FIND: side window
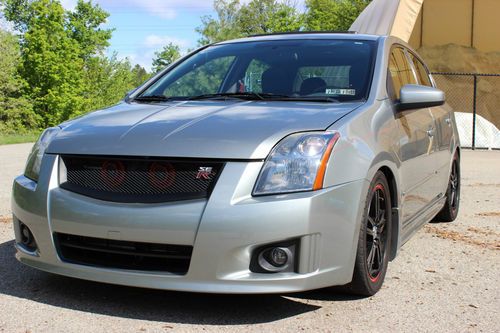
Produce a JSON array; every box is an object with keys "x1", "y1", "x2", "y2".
[
  {"x1": 388, "y1": 47, "x2": 417, "y2": 100},
  {"x1": 243, "y1": 59, "x2": 270, "y2": 93},
  {"x1": 409, "y1": 54, "x2": 432, "y2": 87}
]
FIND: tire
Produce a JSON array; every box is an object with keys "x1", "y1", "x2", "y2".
[
  {"x1": 347, "y1": 171, "x2": 392, "y2": 296},
  {"x1": 433, "y1": 152, "x2": 460, "y2": 222}
]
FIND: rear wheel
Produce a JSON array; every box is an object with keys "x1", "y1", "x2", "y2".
[
  {"x1": 434, "y1": 152, "x2": 460, "y2": 222},
  {"x1": 347, "y1": 171, "x2": 392, "y2": 296}
]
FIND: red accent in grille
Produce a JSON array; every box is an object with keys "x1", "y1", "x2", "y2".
[
  {"x1": 100, "y1": 160, "x2": 126, "y2": 188},
  {"x1": 148, "y1": 162, "x2": 176, "y2": 190}
]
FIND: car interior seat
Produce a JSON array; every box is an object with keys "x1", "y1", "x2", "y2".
[
  {"x1": 261, "y1": 67, "x2": 295, "y2": 95},
  {"x1": 299, "y1": 77, "x2": 327, "y2": 95}
]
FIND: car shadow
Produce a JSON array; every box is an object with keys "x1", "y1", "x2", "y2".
[{"x1": 0, "y1": 239, "x2": 361, "y2": 325}]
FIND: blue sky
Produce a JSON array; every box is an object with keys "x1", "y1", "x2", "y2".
[
  {"x1": 60, "y1": 0, "x2": 217, "y2": 70},
  {"x1": 61, "y1": 0, "x2": 306, "y2": 71},
  {"x1": 1, "y1": 0, "x2": 306, "y2": 71}
]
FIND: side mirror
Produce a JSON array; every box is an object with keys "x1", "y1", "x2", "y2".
[{"x1": 398, "y1": 84, "x2": 445, "y2": 111}]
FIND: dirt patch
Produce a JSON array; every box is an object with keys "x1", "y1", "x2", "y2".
[
  {"x1": 467, "y1": 226, "x2": 500, "y2": 237},
  {"x1": 0, "y1": 216, "x2": 11, "y2": 224},
  {"x1": 475, "y1": 211, "x2": 500, "y2": 217},
  {"x1": 466, "y1": 183, "x2": 500, "y2": 188},
  {"x1": 424, "y1": 225, "x2": 500, "y2": 250}
]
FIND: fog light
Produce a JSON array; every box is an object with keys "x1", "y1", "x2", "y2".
[
  {"x1": 256, "y1": 246, "x2": 294, "y2": 273},
  {"x1": 19, "y1": 222, "x2": 37, "y2": 252},
  {"x1": 270, "y1": 247, "x2": 288, "y2": 267}
]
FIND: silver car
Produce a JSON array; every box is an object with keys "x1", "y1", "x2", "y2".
[{"x1": 12, "y1": 33, "x2": 460, "y2": 296}]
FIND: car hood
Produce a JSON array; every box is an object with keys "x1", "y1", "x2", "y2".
[{"x1": 48, "y1": 100, "x2": 362, "y2": 159}]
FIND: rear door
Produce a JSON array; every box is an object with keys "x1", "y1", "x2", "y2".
[
  {"x1": 388, "y1": 46, "x2": 438, "y2": 224},
  {"x1": 408, "y1": 52, "x2": 454, "y2": 196}
]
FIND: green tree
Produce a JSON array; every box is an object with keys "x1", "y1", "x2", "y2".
[
  {"x1": 3, "y1": 0, "x2": 86, "y2": 126},
  {"x1": 83, "y1": 54, "x2": 138, "y2": 111},
  {"x1": 304, "y1": 0, "x2": 371, "y2": 32},
  {"x1": 151, "y1": 42, "x2": 181, "y2": 73},
  {"x1": 196, "y1": 0, "x2": 303, "y2": 45},
  {"x1": 2, "y1": 0, "x2": 132, "y2": 126},
  {"x1": 66, "y1": 0, "x2": 113, "y2": 60},
  {"x1": 131, "y1": 64, "x2": 150, "y2": 87},
  {"x1": 196, "y1": 0, "x2": 242, "y2": 45},
  {"x1": 237, "y1": 0, "x2": 302, "y2": 35},
  {"x1": 0, "y1": 29, "x2": 39, "y2": 133}
]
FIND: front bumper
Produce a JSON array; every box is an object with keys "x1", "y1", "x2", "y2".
[{"x1": 12, "y1": 154, "x2": 368, "y2": 293}]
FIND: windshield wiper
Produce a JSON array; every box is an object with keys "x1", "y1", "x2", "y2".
[
  {"x1": 188, "y1": 92, "x2": 289, "y2": 101},
  {"x1": 133, "y1": 95, "x2": 174, "y2": 102}
]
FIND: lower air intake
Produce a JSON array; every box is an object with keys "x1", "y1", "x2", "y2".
[{"x1": 55, "y1": 233, "x2": 193, "y2": 274}]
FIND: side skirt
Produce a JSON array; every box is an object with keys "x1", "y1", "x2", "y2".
[{"x1": 400, "y1": 196, "x2": 447, "y2": 246}]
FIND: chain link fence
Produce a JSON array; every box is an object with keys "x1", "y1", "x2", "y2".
[{"x1": 431, "y1": 72, "x2": 500, "y2": 149}]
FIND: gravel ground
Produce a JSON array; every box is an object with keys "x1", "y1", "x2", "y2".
[
  {"x1": 0, "y1": 143, "x2": 33, "y2": 217},
  {"x1": 0, "y1": 145, "x2": 498, "y2": 333}
]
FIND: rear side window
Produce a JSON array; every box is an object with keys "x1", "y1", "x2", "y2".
[
  {"x1": 409, "y1": 54, "x2": 432, "y2": 87},
  {"x1": 388, "y1": 47, "x2": 417, "y2": 99}
]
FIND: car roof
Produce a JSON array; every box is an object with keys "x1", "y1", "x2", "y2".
[{"x1": 216, "y1": 32, "x2": 383, "y2": 45}]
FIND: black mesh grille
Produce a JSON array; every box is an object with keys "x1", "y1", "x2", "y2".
[
  {"x1": 55, "y1": 233, "x2": 192, "y2": 274},
  {"x1": 59, "y1": 155, "x2": 223, "y2": 203}
]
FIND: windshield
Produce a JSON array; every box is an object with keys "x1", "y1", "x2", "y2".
[{"x1": 138, "y1": 39, "x2": 376, "y2": 102}]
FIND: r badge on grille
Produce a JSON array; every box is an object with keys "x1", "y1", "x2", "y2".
[{"x1": 196, "y1": 167, "x2": 213, "y2": 180}]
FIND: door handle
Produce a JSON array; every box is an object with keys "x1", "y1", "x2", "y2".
[
  {"x1": 445, "y1": 117, "x2": 452, "y2": 126},
  {"x1": 427, "y1": 128, "x2": 435, "y2": 137}
]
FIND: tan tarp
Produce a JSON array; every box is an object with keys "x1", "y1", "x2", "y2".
[{"x1": 350, "y1": 0, "x2": 424, "y2": 42}]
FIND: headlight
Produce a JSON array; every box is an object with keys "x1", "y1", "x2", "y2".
[
  {"x1": 253, "y1": 131, "x2": 340, "y2": 195},
  {"x1": 24, "y1": 127, "x2": 60, "y2": 182}
]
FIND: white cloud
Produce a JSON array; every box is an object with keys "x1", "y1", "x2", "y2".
[
  {"x1": 97, "y1": 0, "x2": 213, "y2": 20},
  {"x1": 120, "y1": 35, "x2": 191, "y2": 71},
  {"x1": 60, "y1": 0, "x2": 211, "y2": 19},
  {"x1": 143, "y1": 35, "x2": 191, "y2": 49},
  {"x1": 40, "y1": 0, "x2": 306, "y2": 20},
  {"x1": 60, "y1": 0, "x2": 78, "y2": 11},
  {"x1": 121, "y1": 51, "x2": 156, "y2": 71},
  {"x1": 0, "y1": 7, "x2": 14, "y2": 32}
]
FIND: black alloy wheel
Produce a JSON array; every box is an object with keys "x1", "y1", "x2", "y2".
[
  {"x1": 366, "y1": 183, "x2": 389, "y2": 282},
  {"x1": 347, "y1": 171, "x2": 392, "y2": 296}
]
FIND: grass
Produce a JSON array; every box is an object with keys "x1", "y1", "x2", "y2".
[{"x1": 0, "y1": 131, "x2": 40, "y2": 145}]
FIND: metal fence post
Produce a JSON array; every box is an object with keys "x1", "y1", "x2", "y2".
[{"x1": 472, "y1": 74, "x2": 477, "y2": 150}]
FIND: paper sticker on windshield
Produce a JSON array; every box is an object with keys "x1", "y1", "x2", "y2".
[{"x1": 325, "y1": 88, "x2": 356, "y2": 96}]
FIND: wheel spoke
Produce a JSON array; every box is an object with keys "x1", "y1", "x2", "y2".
[
  {"x1": 375, "y1": 242, "x2": 382, "y2": 268},
  {"x1": 378, "y1": 217, "x2": 385, "y2": 233},
  {"x1": 367, "y1": 243, "x2": 376, "y2": 269},
  {"x1": 366, "y1": 227, "x2": 374, "y2": 237},
  {"x1": 374, "y1": 190, "x2": 380, "y2": 218},
  {"x1": 377, "y1": 209, "x2": 385, "y2": 224},
  {"x1": 367, "y1": 216, "x2": 376, "y2": 228}
]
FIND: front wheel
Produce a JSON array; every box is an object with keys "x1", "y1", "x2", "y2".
[{"x1": 347, "y1": 171, "x2": 392, "y2": 296}]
